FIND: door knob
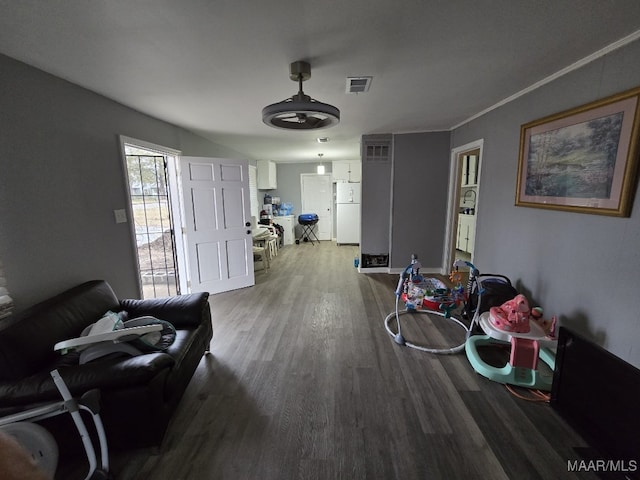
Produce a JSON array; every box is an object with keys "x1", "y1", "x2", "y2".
[
  {"x1": 245, "y1": 221, "x2": 251, "y2": 227},
  {"x1": 247, "y1": 230, "x2": 251, "y2": 234}
]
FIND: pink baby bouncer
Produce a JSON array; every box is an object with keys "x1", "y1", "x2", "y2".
[{"x1": 462, "y1": 263, "x2": 558, "y2": 391}]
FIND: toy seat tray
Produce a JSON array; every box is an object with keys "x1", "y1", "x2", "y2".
[{"x1": 402, "y1": 277, "x2": 455, "y2": 310}]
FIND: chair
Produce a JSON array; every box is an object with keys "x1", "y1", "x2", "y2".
[
  {"x1": 253, "y1": 225, "x2": 278, "y2": 264},
  {"x1": 253, "y1": 246, "x2": 269, "y2": 271},
  {"x1": 265, "y1": 235, "x2": 278, "y2": 258}
]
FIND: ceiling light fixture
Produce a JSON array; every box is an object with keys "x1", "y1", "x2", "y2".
[
  {"x1": 317, "y1": 153, "x2": 325, "y2": 174},
  {"x1": 262, "y1": 61, "x2": 340, "y2": 131}
]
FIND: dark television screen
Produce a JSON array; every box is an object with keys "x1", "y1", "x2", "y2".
[{"x1": 551, "y1": 327, "x2": 640, "y2": 466}]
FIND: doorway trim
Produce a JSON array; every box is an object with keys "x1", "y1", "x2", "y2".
[{"x1": 443, "y1": 139, "x2": 484, "y2": 273}]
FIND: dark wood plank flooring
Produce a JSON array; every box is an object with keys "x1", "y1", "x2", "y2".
[{"x1": 58, "y1": 242, "x2": 600, "y2": 479}]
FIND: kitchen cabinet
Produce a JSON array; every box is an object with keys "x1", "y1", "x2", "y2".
[
  {"x1": 332, "y1": 160, "x2": 362, "y2": 183},
  {"x1": 456, "y1": 214, "x2": 476, "y2": 253},
  {"x1": 257, "y1": 160, "x2": 277, "y2": 189},
  {"x1": 274, "y1": 215, "x2": 295, "y2": 245}
]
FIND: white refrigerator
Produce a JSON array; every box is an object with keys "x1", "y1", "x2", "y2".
[{"x1": 336, "y1": 182, "x2": 361, "y2": 245}]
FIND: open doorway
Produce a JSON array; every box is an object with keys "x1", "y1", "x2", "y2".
[
  {"x1": 120, "y1": 137, "x2": 187, "y2": 299},
  {"x1": 444, "y1": 139, "x2": 483, "y2": 273}
]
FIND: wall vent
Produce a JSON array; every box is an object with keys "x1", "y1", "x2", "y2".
[
  {"x1": 364, "y1": 143, "x2": 390, "y2": 163},
  {"x1": 362, "y1": 134, "x2": 392, "y2": 163},
  {"x1": 346, "y1": 76, "x2": 372, "y2": 94}
]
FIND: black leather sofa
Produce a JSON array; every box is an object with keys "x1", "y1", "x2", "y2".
[{"x1": 0, "y1": 280, "x2": 212, "y2": 451}]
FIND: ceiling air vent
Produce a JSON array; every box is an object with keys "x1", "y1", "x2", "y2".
[{"x1": 346, "y1": 76, "x2": 372, "y2": 94}]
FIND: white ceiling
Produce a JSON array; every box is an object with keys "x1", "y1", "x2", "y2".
[{"x1": 1, "y1": 1, "x2": 640, "y2": 163}]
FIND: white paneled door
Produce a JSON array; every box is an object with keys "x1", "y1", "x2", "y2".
[
  {"x1": 181, "y1": 157, "x2": 254, "y2": 294},
  {"x1": 301, "y1": 174, "x2": 333, "y2": 240}
]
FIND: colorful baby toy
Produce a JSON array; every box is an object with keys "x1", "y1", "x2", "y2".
[
  {"x1": 488, "y1": 294, "x2": 557, "y2": 337},
  {"x1": 489, "y1": 294, "x2": 532, "y2": 333},
  {"x1": 385, "y1": 255, "x2": 471, "y2": 354}
]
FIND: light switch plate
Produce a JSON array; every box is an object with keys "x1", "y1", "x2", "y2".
[{"x1": 114, "y1": 209, "x2": 127, "y2": 224}]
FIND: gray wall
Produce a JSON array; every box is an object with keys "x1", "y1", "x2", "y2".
[
  {"x1": 0, "y1": 54, "x2": 245, "y2": 310},
  {"x1": 267, "y1": 162, "x2": 332, "y2": 217},
  {"x1": 361, "y1": 135, "x2": 393, "y2": 258},
  {"x1": 360, "y1": 132, "x2": 451, "y2": 270},
  {"x1": 452, "y1": 39, "x2": 640, "y2": 368},
  {"x1": 391, "y1": 132, "x2": 451, "y2": 269},
  {"x1": 261, "y1": 163, "x2": 332, "y2": 239}
]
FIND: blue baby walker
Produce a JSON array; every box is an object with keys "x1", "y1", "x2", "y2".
[{"x1": 384, "y1": 255, "x2": 471, "y2": 354}]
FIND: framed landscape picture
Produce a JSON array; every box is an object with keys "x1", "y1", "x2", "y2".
[{"x1": 516, "y1": 86, "x2": 640, "y2": 216}]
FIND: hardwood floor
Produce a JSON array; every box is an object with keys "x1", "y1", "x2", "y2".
[{"x1": 60, "y1": 242, "x2": 599, "y2": 479}]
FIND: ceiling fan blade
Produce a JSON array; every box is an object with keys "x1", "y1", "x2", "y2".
[
  {"x1": 277, "y1": 112, "x2": 307, "y2": 123},
  {"x1": 304, "y1": 115, "x2": 322, "y2": 128}
]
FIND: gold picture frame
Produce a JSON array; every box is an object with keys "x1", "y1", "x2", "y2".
[{"x1": 516, "y1": 86, "x2": 640, "y2": 217}]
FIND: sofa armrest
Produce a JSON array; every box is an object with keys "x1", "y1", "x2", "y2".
[
  {"x1": 119, "y1": 292, "x2": 210, "y2": 328},
  {"x1": 0, "y1": 352, "x2": 175, "y2": 408}
]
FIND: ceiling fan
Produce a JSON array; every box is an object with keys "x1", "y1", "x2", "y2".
[{"x1": 262, "y1": 61, "x2": 340, "y2": 130}]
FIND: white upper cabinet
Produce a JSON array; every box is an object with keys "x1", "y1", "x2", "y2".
[
  {"x1": 332, "y1": 160, "x2": 362, "y2": 183},
  {"x1": 257, "y1": 160, "x2": 277, "y2": 189}
]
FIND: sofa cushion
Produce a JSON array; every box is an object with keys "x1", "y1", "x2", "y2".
[
  {"x1": 0, "y1": 281, "x2": 120, "y2": 381},
  {"x1": 120, "y1": 292, "x2": 210, "y2": 328}
]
